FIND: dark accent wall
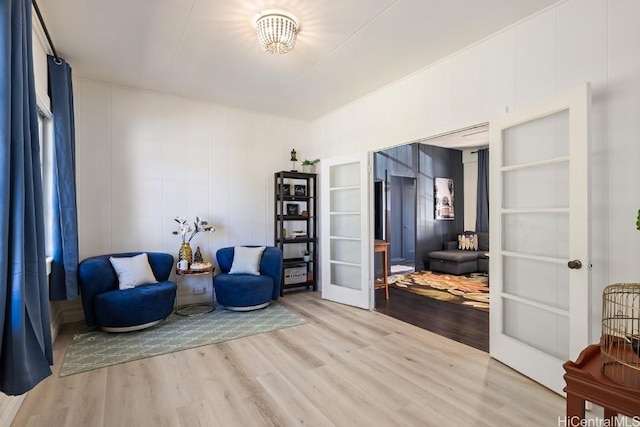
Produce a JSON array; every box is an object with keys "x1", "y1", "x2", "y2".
[
  {"x1": 374, "y1": 143, "x2": 464, "y2": 271},
  {"x1": 416, "y1": 144, "x2": 464, "y2": 270}
]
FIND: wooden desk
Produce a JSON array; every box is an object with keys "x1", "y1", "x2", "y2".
[
  {"x1": 374, "y1": 240, "x2": 390, "y2": 300},
  {"x1": 563, "y1": 344, "x2": 640, "y2": 423}
]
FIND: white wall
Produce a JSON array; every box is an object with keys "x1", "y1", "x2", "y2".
[
  {"x1": 310, "y1": 0, "x2": 640, "y2": 343},
  {"x1": 73, "y1": 80, "x2": 311, "y2": 305}
]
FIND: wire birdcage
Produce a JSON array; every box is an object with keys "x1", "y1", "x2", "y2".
[{"x1": 601, "y1": 283, "x2": 640, "y2": 389}]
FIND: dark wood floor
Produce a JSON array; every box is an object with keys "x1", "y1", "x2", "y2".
[{"x1": 375, "y1": 286, "x2": 489, "y2": 352}]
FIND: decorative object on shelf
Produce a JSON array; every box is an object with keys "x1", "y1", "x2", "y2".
[
  {"x1": 601, "y1": 283, "x2": 640, "y2": 389},
  {"x1": 290, "y1": 149, "x2": 297, "y2": 171},
  {"x1": 290, "y1": 230, "x2": 306, "y2": 239},
  {"x1": 254, "y1": 9, "x2": 299, "y2": 55},
  {"x1": 300, "y1": 210, "x2": 309, "y2": 218},
  {"x1": 194, "y1": 246, "x2": 203, "y2": 263},
  {"x1": 302, "y1": 249, "x2": 310, "y2": 262},
  {"x1": 172, "y1": 216, "x2": 215, "y2": 265},
  {"x1": 284, "y1": 265, "x2": 307, "y2": 285},
  {"x1": 178, "y1": 243, "x2": 193, "y2": 264},
  {"x1": 294, "y1": 184, "x2": 306, "y2": 196},
  {"x1": 281, "y1": 183, "x2": 291, "y2": 195},
  {"x1": 286, "y1": 203, "x2": 299, "y2": 216},
  {"x1": 301, "y1": 159, "x2": 319, "y2": 173},
  {"x1": 190, "y1": 261, "x2": 212, "y2": 271}
]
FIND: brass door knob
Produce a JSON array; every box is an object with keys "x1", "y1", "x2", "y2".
[{"x1": 567, "y1": 260, "x2": 582, "y2": 270}]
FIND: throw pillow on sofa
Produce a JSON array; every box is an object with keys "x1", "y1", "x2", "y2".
[
  {"x1": 109, "y1": 253, "x2": 158, "y2": 290},
  {"x1": 229, "y1": 246, "x2": 266, "y2": 275},
  {"x1": 458, "y1": 234, "x2": 478, "y2": 251}
]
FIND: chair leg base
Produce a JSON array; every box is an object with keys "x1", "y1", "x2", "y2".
[
  {"x1": 101, "y1": 319, "x2": 162, "y2": 333},
  {"x1": 222, "y1": 301, "x2": 270, "y2": 312}
]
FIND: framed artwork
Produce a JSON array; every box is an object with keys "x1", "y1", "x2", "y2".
[
  {"x1": 281, "y1": 184, "x2": 291, "y2": 195},
  {"x1": 294, "y1": 184, "x2": 306, "y2": 196},
  {"x1": 286, "y1": 203, "x2": 299, "y2": 216},
  {"x1": 434, "y1": 177, "x2": 454, "y2": 220}
]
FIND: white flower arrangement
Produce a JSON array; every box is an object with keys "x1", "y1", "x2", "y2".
[{"x1": 172, "y1": 216, "x2": 215, "y2": 243}]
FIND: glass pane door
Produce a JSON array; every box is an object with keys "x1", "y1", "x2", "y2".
[
  {"x1": 321, "y1": 153, "x2": 372, "y2": 309},
  {"x1": 490, "y1": 83, "x2": 590, "y2": 394}
]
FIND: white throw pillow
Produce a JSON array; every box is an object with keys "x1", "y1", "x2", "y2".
[
  {"x1": 109, "y1": 253, "x2": 158, "y2": 290},
  {"x1": 229, "y1": 246, "x2": 266, "y2": 275}
]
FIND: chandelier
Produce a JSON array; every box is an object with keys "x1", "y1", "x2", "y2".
[{"x1": 255, "y1": 10, "x2": 299, "y2": 55}]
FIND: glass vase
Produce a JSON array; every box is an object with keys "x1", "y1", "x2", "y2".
[{"x1": 178, "y1": 242, "x2": 192, "y2": 265}]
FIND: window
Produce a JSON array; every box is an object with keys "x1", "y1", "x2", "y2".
[{"x1": 37, "y1": 102, "x2": 54, "y2": 257}]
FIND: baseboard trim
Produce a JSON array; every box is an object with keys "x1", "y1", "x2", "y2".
[
  {"x1": 63, "y1": 307, "x2": 85, "y2": 323},
  {"x1": 50, "y1": 304, "x2": 64, "y2": 343}
]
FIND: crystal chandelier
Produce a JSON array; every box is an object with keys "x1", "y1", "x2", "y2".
[{"x1": 255, "y1": 10, "x2": 299, "y2": 55}]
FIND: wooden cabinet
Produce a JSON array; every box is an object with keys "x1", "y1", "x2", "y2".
[{"x1": 274, "y1": 171, "x2": 317, "y2": 295}]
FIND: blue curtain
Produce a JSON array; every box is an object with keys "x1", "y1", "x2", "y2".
[
  {"x1": 0, "y1": 0, "x2": 53, "y2": 395},
  {"x1": 48, "y1": 55, "x2": 79, "y2": 301},
  {"x1": 475, "y1": 148, "x2": 489, "y2": 232}
]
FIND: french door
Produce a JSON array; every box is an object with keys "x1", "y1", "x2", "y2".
[
  {"x1": 489, "y1": 83, "x2": 591, "y2": 394},
  {"x1": 320, "y1": 152, "x2": 373, "y2": 309}
]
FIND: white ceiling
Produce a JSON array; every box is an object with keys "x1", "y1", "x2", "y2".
[{"x1": 38, "y1": 0, "x2": 558, "y2": 121}]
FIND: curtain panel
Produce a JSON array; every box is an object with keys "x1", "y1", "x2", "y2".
[
  {"x1": 0, "y1": 0, "x2": 53, "y2": 395},
  {"x1": 47, "y1": 55, "x2": 79, "y2": 301},
  {"x1": 475, "y1": 148, "x2": 489, "y2": 233}
]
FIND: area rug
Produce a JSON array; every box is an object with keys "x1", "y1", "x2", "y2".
[
  {"x1": 389, "y1": 270, "x2": 489, "y2": 311},
  {"x1": 60, "y1": 303, "x2": 307, "y2": 377}
]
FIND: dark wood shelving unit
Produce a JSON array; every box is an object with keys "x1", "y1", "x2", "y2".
[{"x1": 274, "y1": 171, "x2": 318, "y2": 295}]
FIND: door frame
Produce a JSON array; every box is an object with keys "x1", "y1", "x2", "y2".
[{"x1": 388, "y1": 175, "x2": 417, "y2": 264}]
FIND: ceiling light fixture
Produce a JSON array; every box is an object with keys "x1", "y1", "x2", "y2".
[{"x1": 254, "y1": 10, "x2": 299, "y2": 55}]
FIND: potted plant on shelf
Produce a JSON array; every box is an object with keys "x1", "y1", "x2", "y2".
[
  {"x1": 302, "y1": 249, "x2": 311, "y2": 262},
  {"x1": 301, "y1": 159, "x2": 319, "y2": 173}
]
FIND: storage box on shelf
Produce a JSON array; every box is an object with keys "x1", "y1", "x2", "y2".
[{"x1": 274, "y1": 171, "x2": 318, "y2": 295}]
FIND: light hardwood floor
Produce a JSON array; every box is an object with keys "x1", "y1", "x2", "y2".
[{"x1": 13, "y1": 292, "x2": 566, "y2": 426}]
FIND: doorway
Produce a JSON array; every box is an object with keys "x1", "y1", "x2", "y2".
[
  {"x1": 388, "y1": 175, "x2": 416, "y2": 268},
  {"x1": 372, "y1": 125, "x2": 490, "y2": 353}
]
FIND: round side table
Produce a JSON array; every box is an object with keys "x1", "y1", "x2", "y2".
[{"x1": 175, "y1": 266, "x2": 215, "y2": 316}]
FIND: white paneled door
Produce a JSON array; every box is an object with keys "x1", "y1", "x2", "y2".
[
  {"x1": 489, "y1": 83, "x2": 591, "y2": 394},
  {"x1": 321, "y1": 153, "x2": 373, "y2": 309}
]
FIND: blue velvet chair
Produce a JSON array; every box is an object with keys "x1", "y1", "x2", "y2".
[
  {"x1": 79, "y1": 252, "x2": 177, "y2": 332},
  {"x1": 213, "y1": 246, "x2": 282, "y2": 311}
]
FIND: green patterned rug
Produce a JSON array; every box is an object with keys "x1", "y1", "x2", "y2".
[{"x1": 60, "y1": 303, "x2": 307, "y2": 377}]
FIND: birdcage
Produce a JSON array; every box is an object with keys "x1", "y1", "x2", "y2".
[{"x1": 601, "y1": 283, "x2": 640, "y2": 389}]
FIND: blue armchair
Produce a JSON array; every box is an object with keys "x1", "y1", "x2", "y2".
[
  {"x1": 213, "y1": 246, "x2": 282, "y2": 311},
  {"x1": 79, "y1": 252, "x2": 177, "y2": 332}
]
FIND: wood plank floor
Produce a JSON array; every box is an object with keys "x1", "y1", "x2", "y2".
[
  {"x1": 13, "y1": 292, "x2": 565, "y2": 426},
  {"x1": 375, "y1": 287, "x2": 489, "y2": 352}
]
